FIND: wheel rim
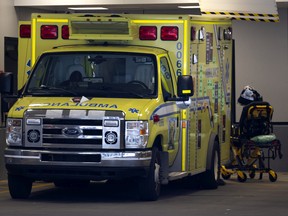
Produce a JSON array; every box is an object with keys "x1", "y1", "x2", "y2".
[
  {"x1": 154, "y1": 161, "x2": 160, "y2": 191},
  {"x1": 214, "y1": 151, "x2": 219, "y2": 180}
]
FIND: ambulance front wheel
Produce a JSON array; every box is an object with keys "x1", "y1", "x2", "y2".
[
  {"x1": 138, "y1": 146, "x2": 161, "y2": 201},
  {"x1": 8, "y1": 174, "x2": 32, "y2": 199}
]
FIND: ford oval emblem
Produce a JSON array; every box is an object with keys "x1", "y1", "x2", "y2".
[{"x1": 62, "y1": 127, "x2": 81, "y2": 136}]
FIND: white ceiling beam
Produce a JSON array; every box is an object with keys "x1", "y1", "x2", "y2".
[
  {"x1": 200, "y1": 0, "x2": 278, "y2": 14},
  {"x1": 13, "y1": 0, "x2": 280, "y2": 20},
  {"x1": 14, "y1": 0, "x2": 200, "y2": 7}
]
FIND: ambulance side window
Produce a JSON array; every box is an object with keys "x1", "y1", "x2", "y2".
[{"x1": 160, "y1": 57, "x2": 174, "y2": 100}]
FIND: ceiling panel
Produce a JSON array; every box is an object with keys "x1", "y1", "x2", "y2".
[{"x1": 13, "y1": 0, "x2": 285, "y2": 16}]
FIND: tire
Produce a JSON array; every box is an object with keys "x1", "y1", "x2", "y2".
[
  {"x1": 201, "y1": 140, "x2": 220, "y2": 189},
  {"x1": 8, "y1": 174, "x2": 32, "y2": 199},
  {"x1": 269, "y1": 170, "x2": 277, "y2": 182},
  {"x1": 249, "y1": 170, "x2": 256, "y2": 179},
  {"x1": 237, "y1": 171, "x2": 247, "y2": 182},
  {"x1": 221, "y1": 173, "x2": 231, "y2": 180},
  {"x1": 138, "y1": 147, "x2": 161, "y2": 201}
]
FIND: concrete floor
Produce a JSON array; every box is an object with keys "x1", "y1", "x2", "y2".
[
  {"x1": 0, "y1": 127, "x2": 287, "y2": 215},
  {"x1": 0, "y1": 173, "x2": 288, "y2": 216}
]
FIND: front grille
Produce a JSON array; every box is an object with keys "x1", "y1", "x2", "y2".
[
  {"x1": 43, "y1": 128, "x2": 102, "y2": 136},
  {"x1": 43, "y1": 119, "x2": 102, "y2": 126},
  {"x1": 24, "y1": 109, "x2": 124, "y2": 149},
  {"x1": 42, "y1": 118, "x2": 103, "y2": 147}
]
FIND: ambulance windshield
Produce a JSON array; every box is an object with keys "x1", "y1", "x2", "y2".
[{"x1": 25, "y1": 52, "x2": 157, "y2": 98}]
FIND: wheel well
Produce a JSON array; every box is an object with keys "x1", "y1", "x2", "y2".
[
  {"x1": 153, "y1": 135, "x2": 163, "y2": 151},
  {"x1": 214, "y1": 135, "x2": 220, "y2": 150},
  {"x1": 206, "y1": 133, "x2": 220, "y2": 170}
]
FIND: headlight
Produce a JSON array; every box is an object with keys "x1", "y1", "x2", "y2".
[
  {"x1": 125, "y1": 121, "x2": 149, "y2": 149},
  {"x1": 6, "y1": 118, "x2": 23, "y2": 146}
]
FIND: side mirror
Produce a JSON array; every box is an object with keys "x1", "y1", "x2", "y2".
[
  {"x1": 0, "y1": 72, "x2": 13, "y2": 94},
  {"x1": 177, "y1": 75, "x2": 194, "y2": 97}
]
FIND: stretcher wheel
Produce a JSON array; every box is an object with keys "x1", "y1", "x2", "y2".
[
  {"x1": 249, "y1": 171, "x2": 256, "y2": 179},
  {"x1": 268, "y1": 170, "x2": 277, "y2": 182},
  {"x1": 237, "y1": 172, "x2": 247, "y2": 182},
  {"x1": 221, "y1": 173, "x2": 231, "y2": 180}
]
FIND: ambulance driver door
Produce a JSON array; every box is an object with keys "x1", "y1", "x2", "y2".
[{"x1": 160, "y1": 56, "x2": 180, "y2": 164}]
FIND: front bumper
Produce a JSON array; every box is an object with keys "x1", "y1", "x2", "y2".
[{"x1": 5, "y1": 148, "x2": 152, "y2": 180}]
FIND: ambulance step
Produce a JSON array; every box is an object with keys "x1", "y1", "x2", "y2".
[{"x1": 168, "y1": 172, "x2": 189, "y2": 181}]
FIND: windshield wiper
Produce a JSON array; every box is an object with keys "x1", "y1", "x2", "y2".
[
  {"x1": 28, "y1": 85, "x2": 78, "y2": 96},
  {"x1": 111, "y1": 89, "x2": 147, "y2": 98}
]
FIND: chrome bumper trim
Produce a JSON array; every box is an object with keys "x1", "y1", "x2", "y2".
[{"x1": 5, "y1": 148, "x2": 152, "y2": 167}]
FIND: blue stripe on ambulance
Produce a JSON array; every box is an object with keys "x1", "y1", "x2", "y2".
[
  {"x1": 150, "y1": 96, "x2": 211, "y2": 120},
  {"x1": 150, "y1": 102, "x2": 179, "y2": 120}
]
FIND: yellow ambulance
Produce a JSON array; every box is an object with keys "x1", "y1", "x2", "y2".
[{"x1": 0, "y1": 8, "x2": 277, "y2": 200}]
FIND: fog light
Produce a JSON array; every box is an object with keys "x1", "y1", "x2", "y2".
[
  {"x1": 105, "y1": 131, "x2": 117, "y2": 144},
  {"x1": 27, "y1": 129, "x2": 40, "y2": 143}
]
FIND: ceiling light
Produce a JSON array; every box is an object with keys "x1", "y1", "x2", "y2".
[{"x1": 68, "y1": 7, "x2": 108, "y2": 10}]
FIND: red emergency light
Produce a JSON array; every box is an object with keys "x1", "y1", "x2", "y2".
[
  {"x1": 62, "y1": 25, "x2": 69, "y2": 39},
  {"x1": 20, "y1": 24, "x2": 31, "y2": 38},
  {"x1": 161, "y1": 26, "x2": 178, "y2": 41},
  {"x1": 139, "y1": 26, "x2": 157, "y2": 40},
  {"x1": 41, "y1": 25, "x2": 58, "y2": 39},
  {"x1": 153, "y1": 114, "x2": 160, "y2": 123}
]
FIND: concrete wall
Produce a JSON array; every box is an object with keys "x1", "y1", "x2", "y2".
[
  {"x1": 233, "y1": 8, "x2": 288, "y2": 122},
  {"x1": 0, "y1": 0, "x2": 18, "y2": 69},
  {"x1": 0, "y1": 3, "x2": 50, "y2": 70},
  {"x1": 231, "y1": 8, "x2": 288, "y2": 172},
  {"x1": 271, "y1": 126, "x2": 287, "y2": 171}
]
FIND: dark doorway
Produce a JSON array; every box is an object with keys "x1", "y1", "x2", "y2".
[
  {"x1": 5, "y1": 37, "x2": 18, "y2": 93},
  {"x1": 1, "y1": 37, "x2": 18, "y2": 126}
]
